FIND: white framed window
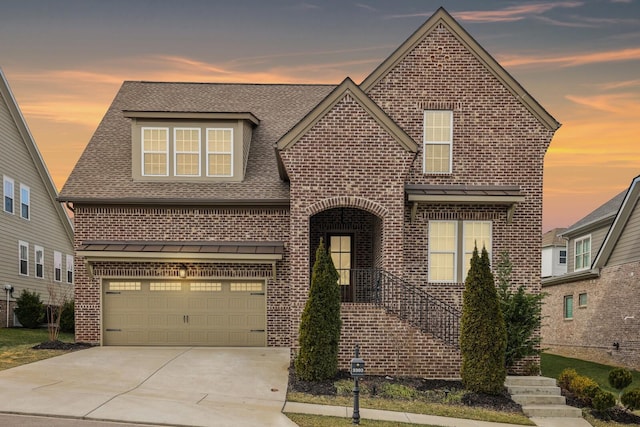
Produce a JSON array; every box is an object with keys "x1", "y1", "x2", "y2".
[
  {"x1": 559, "y1": 250, "x2": 567, "y2": 265},
  {"x1": 142, "y1": 127, "x2": 169, "y2": 176},
  {"x1": 428, "y1": 221, "x2": 457, "y2": 282},
  {"x1": 19, "y1": 241, "x2": 29, "y2": 276},
  {"x1": 423, "y1": 110, "x2": 452, "y2": 174},
  {"x1": 564, "y1": 295, "x2": 574, "y2": 319},
  {"x1": 174, "y1": 128, "x2": 201, "y2": 176},
  {"x1": 54, "y1": 251, "x2": 62, "y2": 282},
  {"x1": 66, "y1": 254, "x2": 74, "y2": 283},
  {"x1": 35, "y1": 245, "x2": 44, "y2": 279},
  {"x1": 578, "y1": 292, "x2": 587, "y2": 307},
  {"x1": 4, "y1": 176, "x2": 14, "y2": 214},
  {"x1": 574, "y1": 235, "x2": 591, "y2": 271},
  {"x1": 207, "y1": 128, "x2": 233, "y2": 176},
  {"x1": 20, "y1": 184, "x2": 30, "y2": 220},
  {"x1": 329, "y1": 235, "x2": 352, "y2": 286},
  {"x1": 428, "y1": 220, "x2": 492, "y2": 282}
]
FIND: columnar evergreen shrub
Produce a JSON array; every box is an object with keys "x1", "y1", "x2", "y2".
[
  {"x1": 295, "y1": 238, "x2": 342, "y2": 381},
  {"x1": 14, "y1": 289, "x2": 44, "y2": 329},
  {"x1": 621, "y1": 388, "x2": 640, "y2": 410},
  {"x1": 496, "y1": 251, "x2": 545, "y2": 369},
  {"x1": 60, "y1": 299, "x2": 75, "y2": 333},
  {"x1": 460, "y1": 245, "x2": 507, "y2": 395}
]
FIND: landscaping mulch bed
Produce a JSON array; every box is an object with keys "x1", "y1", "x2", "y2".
[
  {"x1": 288, "y1": 365, "x2": 523, "y2": 413},
  {"x1": 32, "y1": 341, "x2": 93, "y2": 351},
  {"x1": 563, "y1": 389, "x2": 640, "y2": 424}
]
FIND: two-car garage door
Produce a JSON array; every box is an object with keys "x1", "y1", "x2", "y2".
[{"x1": 103, "y1": 280, "x2": 266, "y2": 346}]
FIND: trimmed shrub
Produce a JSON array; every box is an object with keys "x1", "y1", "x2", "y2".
[
  {"x1": 14, "y1": 289, "x2": 44, "y2": 329},
  {"x1": 608, "y1": 367, "x2": 633, "y2": 391},
  {"x1": 593, "y1": 390, "x2": 616, "y2": 412},
  {"x1": 621, "y1": 388, "x2": 640, "y2": 410},
  {"x1": 460, "y1": 245, "x2": 507, "y2": 395},
  {"x1": 558, "y1": 368, "x2": 578, "y2": 390},
  {"x1": 570, "y1": 375, "x2": 600, "y2": 399},
  {"x1": 60, "y1": 299, "x2": 75, "y2": 333},
  {"x1": 295, "y1": 238, "x2": 342, "y2": 381}
]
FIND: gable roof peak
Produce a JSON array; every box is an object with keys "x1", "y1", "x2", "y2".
[{"x1": 360, "y1": 7, "x2": 560, "y2": 132}]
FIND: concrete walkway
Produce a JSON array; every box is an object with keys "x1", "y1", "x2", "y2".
[{"x1": 283, "y1": 401, "x2": 593, "y2": 427}]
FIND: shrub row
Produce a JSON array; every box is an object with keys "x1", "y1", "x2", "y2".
[{"x1": 558, "y1": 367, "x2": 640, "y2": 412}]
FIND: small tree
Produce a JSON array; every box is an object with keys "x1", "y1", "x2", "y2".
[
  {"x1": 46, "y1": 277, "x2": 71, "y2": 342},
  {"x1": 460, "y1": 245, "x2": 507, "y2": 395},
  {"x1": 295, "y1": 238, "x2": 342, "y2": 381},
  {"x1": 496, "y1": 251, "x2": 545, "y2": 369},
  {"x1": 14, "y1": 289, "x2": 44, "y2": 328}
]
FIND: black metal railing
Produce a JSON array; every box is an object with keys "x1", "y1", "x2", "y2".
[{"x1": 349, "y1": 268, "x2": 461, "y2": 348}]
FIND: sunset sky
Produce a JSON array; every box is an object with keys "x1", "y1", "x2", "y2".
[{"x1": 1, "y1": 0, "x2": 638, "y2": 231}]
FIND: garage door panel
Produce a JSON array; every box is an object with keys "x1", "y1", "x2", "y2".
[{"x1": 104, "y1": 279, "x2": 266, "y2": 346}]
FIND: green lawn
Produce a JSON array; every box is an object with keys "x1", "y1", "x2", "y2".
[
  {"x1": 541, "y1": 353, "x2": 640, "y2": 394},
  {"x1": 286, "y1": 413, "x2": 442, "y2": 427},
  {"x1": 0, "y1": 327, "x2": 75, "y2": 371}
]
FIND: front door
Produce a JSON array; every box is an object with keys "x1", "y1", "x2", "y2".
[{"x1": 328, "y1": 234, "x2": 354, "y2": 302}]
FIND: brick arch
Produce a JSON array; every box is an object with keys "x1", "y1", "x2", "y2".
[{"x1": 306, "y1": 196, "x2": 388, "y2": 219}]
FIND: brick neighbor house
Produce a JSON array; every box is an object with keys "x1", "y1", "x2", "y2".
[
  {"x1": 542, "y1": 175, "x2": 640, "y2": 370},
  {"x1": 58, "y1": 8, "x2": 559, "y2": 377}
]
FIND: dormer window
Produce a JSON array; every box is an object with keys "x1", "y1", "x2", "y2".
[{"x1": 125, "y1": 111, "x2": 258, "y2": 182}]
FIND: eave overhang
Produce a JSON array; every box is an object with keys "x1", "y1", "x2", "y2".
[
  {"x1": 122, "y1": 111, "x2": 260, "y2": 126},
  {"x1": 542, "y1": 269, "x2": 600, "y2": 287},
  {"x1": 57, "y1": 197, "x2": 290, "y2": 206},
  {"x1": 406, "y1": 184, "x2": 525, "y2": 223}
]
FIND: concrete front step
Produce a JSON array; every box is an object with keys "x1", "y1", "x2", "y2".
[
  {"x1": 522, "y1": 404, "x2": 583, "y2": 418},
  {"x1": 507, "y1": 385, "x2": 562, "y2": 396},
  {"x1": 511, "y1": 394, "x2": 566, "y2": 405},
  {"x1": 506, "y1": 376, "x2": 557, "y2": 387}
]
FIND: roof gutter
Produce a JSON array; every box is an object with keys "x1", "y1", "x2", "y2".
[
  {"x1": 542, "y1": 269, "x2": 600, "y2": 287},
  {"x1": 56, "y1": 197, "x2": 290, "y2": 207}
]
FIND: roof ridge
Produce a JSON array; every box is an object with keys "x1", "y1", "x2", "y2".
[{"x1": 124, "y1": 80, "x2": 337, "y2": 87}]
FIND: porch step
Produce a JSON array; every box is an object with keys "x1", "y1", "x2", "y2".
[{"x1": 506, "y1": 376, "x2": 583, "y2": 419}]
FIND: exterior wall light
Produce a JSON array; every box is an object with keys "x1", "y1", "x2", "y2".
[{"x1": 179, "y1": 265, "x2": 187, "y2": 279}]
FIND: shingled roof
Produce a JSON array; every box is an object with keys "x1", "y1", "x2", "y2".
[{"x1": 59, "y1": 82, "x2": 335, "y2": 203}]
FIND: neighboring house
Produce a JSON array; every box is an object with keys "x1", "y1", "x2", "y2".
[
  {"x1": 542, "y1": 177, "x2": 640, "y2": 369},
  {"x1": 0, "y1": 69, "x2": 74, "y2": 327},
  {"x1": 58, "y1": 8, "x2": 559, "y2": 377},
  {"x1": 541, "y1": 228, "x2": 567, "y2": 278}
]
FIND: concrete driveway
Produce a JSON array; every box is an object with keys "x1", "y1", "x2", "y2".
[{"x1": 0, "y1": 347, "x2": 297, "y2": 427}]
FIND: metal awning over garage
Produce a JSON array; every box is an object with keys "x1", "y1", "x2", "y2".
[
  {"x1": 405, "y1": 184, "x2": 525, "y2": 223},
  {"x1": 77, "y1": 241, "x2": 284, "y2": 278}
]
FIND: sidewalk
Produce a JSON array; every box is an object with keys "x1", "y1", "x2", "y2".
[{"x1": 283, "y1": 401, "x2": 592, "y2": 427}]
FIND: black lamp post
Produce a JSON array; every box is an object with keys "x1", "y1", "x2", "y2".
[{"x1": 350, "y1": 344, "x2": 365, "y2": 425}]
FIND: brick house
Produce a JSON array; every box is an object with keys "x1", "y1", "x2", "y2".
[
  {"x1": 59, "y1": 8, "x2": 559, "y2": 377},
  {"x1": 542, "y1": 175, "x2": 640, "y2": 370}
]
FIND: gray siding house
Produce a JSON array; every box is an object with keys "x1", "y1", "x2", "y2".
[
  {"x1": 0, "y1": 69, "x2": 74, "y2": 327},
  {"x1": 541, "y1": 228, "x2": 567, "y2": 278},
  {"x1": 542, "y1": 175, "x2": 640, "y2": 369}
]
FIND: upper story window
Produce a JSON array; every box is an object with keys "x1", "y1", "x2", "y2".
[
  {"x1": 54, "y1": 251, "x2": 62, "y2": 282},
  {"x1": 207, "y1": 128, "x2": 233, "y2": 177},
  {"x1": 19, "y1": 241, "x2": 28, "y2": 276},
  {"x1": 142, "y1": 128, "x2": 169, "y2": 176},
  {"x1": 559, "y1": 250, "x2": 567, "y2": 264},
  {"x1": 66, "y1": 254, "x2": 74, "y2": 283},
  {"x1": 4, "y1": 176, "x2": 14, "y2": 214},
  {"x1": 574, "y1": 235, "x2": 591, "y2": 271},
  {"x1": 20, "y1": 184, "x2": 30, "y2": 220},
  {"x1": 428, "y1": 220, "x2": 492, "y2": 282},
  {"x1": 423, "y1": 110, "x2": 452, "y2": 174},
  {"x1": 174, "y1": 128, "x2": 201, "y2": 176},
  {"x1": 35, "y1": 245, "x2": 44, "y2": 278}
]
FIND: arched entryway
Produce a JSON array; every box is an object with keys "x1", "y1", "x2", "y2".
[{"x1": 309, "y1": 207, "x2": 383, "y2": 302}]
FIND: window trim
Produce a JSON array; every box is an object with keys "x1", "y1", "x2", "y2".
[
  {"x1": 428, "y1": 220, "x2": 458, "y2": 283},
  {"x1": 428, "y1": 220, "x2": 492, "y2": 283},
  {"x1": 54, "y1": 251, "x2": 62, "y2": 282},
  {"x1": 578, "y1": 292, "x2": 587, "y2": 308},
  {"x1": 20, "y1": 183, "x2": 30, "y2": 220},
  {"x1": 141, "y1": 127, "x2": 169, "y2": 177},
  {"x1": 66, "y1": 254, "x2": 74, "y2": 284},
  {"x1": 559, "y1": 249, "x2": 567, "y2": 265},
  {"x1": 19, "y1": 241, "x2": 29, "y2": 276},
  {"x1": 4, "y1": 176, "x2": 14, "y2": 214},
  {"x1": 564, "y1": 295, "x2": 574, "y2": 319},
  {"x1": 574, "y1": 235, "x2": 591, "y2": 272},
  {"x1": 423, "y1": 110, "x2": 453, "y2": 174},
  {"x1": 35, "y1": 245, "x2": 44, "y2": 279},
  {"x1": 173, "y1": 127, "x2": 201, "y2": 177},
  {"x1": 206, "y1": 127, "x2": 234, "y2": 177}
]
